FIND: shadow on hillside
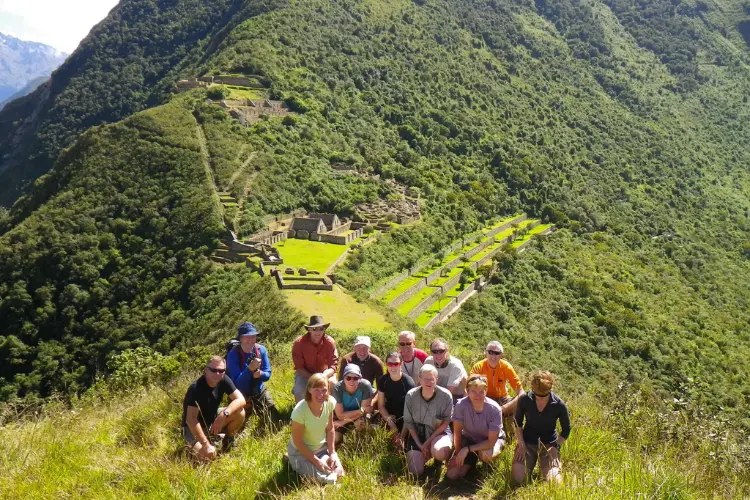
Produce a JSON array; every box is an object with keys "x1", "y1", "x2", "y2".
[
  {"x1": 254, "y1": 462, "x2": 302, "y2": 500},
  {"x1": 421, "y1": 463, "x2": 483, "y2": 499}
]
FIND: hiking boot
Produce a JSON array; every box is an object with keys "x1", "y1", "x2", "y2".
[{"x1": 221, "y1": 434, "x2": 236, "y2": 453}]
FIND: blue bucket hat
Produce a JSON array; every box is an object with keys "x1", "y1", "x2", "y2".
[{"x1": 237, "y1": 322, "x2": 258, "y2": 337}]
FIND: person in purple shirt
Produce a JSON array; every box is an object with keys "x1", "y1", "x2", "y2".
[
  {"x1": 226, "y1": 322, "x2": 280, "y2": 428},
  {"x1": 447, "y1": 374, "x2": 505, "y2": 480},
  {"x1": 512, "y1": 370, "x2": 571, "y2": 484}
]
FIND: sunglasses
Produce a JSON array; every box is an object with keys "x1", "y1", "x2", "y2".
[
  {"x1": 431, "y1": 349, "x2": 446, "y2": 354},
  {"x1": 487, "y1": 350, "x2": 503, "y2": 356},
  {"x1": 309, "y1": 326, "x2": 325, "y2": 331},
  {"x1": 207, "y1": 367, "x2": 226, "y2": 374},
  {"x1": 399, "y1": 342, "x2": 412, "y2": 347},
  {"x1": 468, "y1": 375, "x2": 487, "y2": 383},
  {"x1": 345, "y1": 376, "x2": 361, "y2": 382},
  {"x1": 386, "y1": 362, "x2": 401, "y2": 367}
]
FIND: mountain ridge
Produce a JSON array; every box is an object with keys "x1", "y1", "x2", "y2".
[
  {"x1": 0, "y1": 0, "x2": 749, "y2": 495},
  {"x1": 0, "y1": 32, "x2": 66, "y2": 106}
]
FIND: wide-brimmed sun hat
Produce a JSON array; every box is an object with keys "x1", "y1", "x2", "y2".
[{"x1": 305, "y1": 315, "x2": 330, "y2": 330}]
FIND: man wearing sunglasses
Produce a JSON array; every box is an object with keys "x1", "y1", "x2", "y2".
[
  {"x1": 337, "y1": 336, "x2": 384, "y2": 387},
  {"x1": 424, "y1": 338, "x2": 467, "y2": 401},
  {"x1": 398, "y1": 331, "x2": 428, "y2": 381},
  {"x1": 332, "y1": 364, "x2": 376, "y2": 445},
  {"x1": 292, "y1": 315, "x2": 339, "y2": 402},
  {"x1": 469, "y1": 341, "x2": 525, "y2": 416},
  {"x1": 181, "y1": 356, "x2": 246, "y2": 461}
]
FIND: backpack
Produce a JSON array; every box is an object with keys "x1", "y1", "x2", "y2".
[{"x1": 224, "y1": 339, "x2": 260, "y2": 368}]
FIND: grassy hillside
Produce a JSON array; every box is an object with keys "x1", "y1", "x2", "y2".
[
  {"x1": 1, "y1": 0, "x2": 750, "y2": 495},
  {"x1": 1, "y1": 336, "x2": 747, "y2": 499},
  {"x1": 0, "y1": 96, "x2": 304, "y2": 400}
]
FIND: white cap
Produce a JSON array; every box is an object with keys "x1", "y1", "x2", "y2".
[{"x1": 354, "y1": 336, "x2": 371, "y2": 348}]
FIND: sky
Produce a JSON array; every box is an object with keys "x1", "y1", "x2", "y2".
[{"x1": 0, "y1": 0, "x2": 119, "y2": 53}]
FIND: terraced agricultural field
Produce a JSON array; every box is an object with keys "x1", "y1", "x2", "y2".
[
  {"x1": 396, "y1": 285, "x2": 439, "y2": 316},
  {"x1": 511, "y1": 223, "x2": 553, "y2": 249}
]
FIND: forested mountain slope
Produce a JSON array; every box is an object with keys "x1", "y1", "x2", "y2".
[
  {"x1": 0, "y1": 0, "x2": 252, "y2": 206},
  {"x1": 0, "y1": 0, "x2": 749, "y2": 486}
]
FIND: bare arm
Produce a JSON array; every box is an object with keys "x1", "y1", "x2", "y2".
[
  {"x1": 334, "y1": 402, "x2": 364, "y2": 422},
  {"x1": 226, "y1": 389, "x2": 246, "y2": 413},
  {"x1": 468, "y1": 429, "x2": 499, "y2": 452},
  {"x1": 186, "y1": 406, "x2": 209, "y2": 444}
]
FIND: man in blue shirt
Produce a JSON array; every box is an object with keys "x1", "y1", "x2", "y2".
[{"x1": 226, "y1": 322, "x2": 279, "y2": 428}]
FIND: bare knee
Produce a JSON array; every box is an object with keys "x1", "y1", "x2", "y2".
[
  {"x1": 511, "y1": 463, "x2": 527, "y2": 485},
  {"x1": 446, "y1": 466, "x2": 466, "y2": 481},
  {"x1": 432, "y1": 446, "x2": 451, "y2": 462}
]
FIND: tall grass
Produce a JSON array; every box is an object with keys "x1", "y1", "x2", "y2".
[{"x1": 0, "y1": 335, "x2": 747, "y2": 499}]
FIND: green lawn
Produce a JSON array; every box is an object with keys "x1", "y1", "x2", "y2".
[
  {"x1": 284, "y1": 286, "x2": 391, "y2": 330},
  {"x1": 274, "y1": 238, "x2": 349, "y2": 272},
  {"x1": 381, "y1": 276, "x2": 423, "y2": 303},
  {"x1": 480, "y1": 213, "x2": 523, "y2": 234},
  {"x1": 226, "y1": 87, "x2": 264, "y2": 100},
  {"x1": 396, "y1": 285, "x2": 440, "y2": 316},
  {"x1": 511, "y1": 223, "x2": 552, "y2": 248}
]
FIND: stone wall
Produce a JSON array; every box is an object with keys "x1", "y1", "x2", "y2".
[
  {"x1": 325, "y1": 246, "x2": 353, "y2": 275},
  {"x1": 388, "y1": 278, "x2": 429, "y2": 308},
  {"x1": 439, "y1": 271, "x2": 463, "y2": 295},
  {"x1": 215, "y1": 76, "x2": 255, "y2": 87},
  {"x1": 274, "y1": 273, "x2": 334, "y2": 291},
  {"x1": 327, "y1": 221, "x2": 352, "y2": 236},
  {"x1": 424, "y1": 279, "x2": 480, "y2": 329},
  {"x1": 407, "y1": 287, "x2": 444, "y2": 319},
  {"x1": 423, "y1": 297, "x2": 458, "y2": 329},
  {"x1": 487, "y1": 213, "x2": 527, "y2": 239},
  {"x1": 372, "y1": 270, "x2": 411, "y2": 298}
]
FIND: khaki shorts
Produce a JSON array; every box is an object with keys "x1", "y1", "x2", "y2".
[{"x1": 514, "y1": 441, "x2": 561, "y2": 474}]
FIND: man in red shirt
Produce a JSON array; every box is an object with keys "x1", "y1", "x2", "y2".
[
  {"x1": 398, "y1": 330, "x2": 428, "y2": 382},
  {"x1": 292, "y1": 315, "x2": 339, "y2": 402}
]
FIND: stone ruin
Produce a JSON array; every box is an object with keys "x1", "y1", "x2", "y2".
[
  {"x1": 218, "y1": 99, "x2": 291, "y2": 126},
  {"x1": 354, "y1": 198, "x2": 421, "y2": 225}
]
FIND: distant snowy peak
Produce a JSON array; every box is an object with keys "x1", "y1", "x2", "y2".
[{"x1": 0, "y1": 32, "x2": 67, "y2": 105}]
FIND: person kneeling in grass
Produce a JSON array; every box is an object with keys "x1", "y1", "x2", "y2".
[
  {"x1": 332, "y1": 364, "x2": 376, "y2": 445},
  {"x1": 403, "y1": 364, "x2": 454, "y2": 476},
  {"x1": 512, "y1": 371, "x2": 571, "y2": 485},
  {"x1": 377, "y1": 351, "x2": 417, "y2": 448},
  {"x1": 181, "y1": 356, "x2": 246, "y2": 461},
  {"x1": 288, "y1": 373, "x2": 345, "y2": 485},
  {"x1": 446, "y1": 375, "x2": 505, "y2": 480}
]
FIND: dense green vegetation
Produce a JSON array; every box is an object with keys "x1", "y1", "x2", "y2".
[
  {"x1": 0, "y1": 0, "x2": 247, "y2": 206},
  {"x1": 0, "y1": 0, "x2": 750, "y2": 494},
  {"x1": 0, "y1": 98, "x2": 303, "y2": 401}
]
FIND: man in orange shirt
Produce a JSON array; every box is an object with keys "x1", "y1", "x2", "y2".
[
  {"x1": 292, "y1": 315, "x2": 339, "y2": 402},
  {"x1": 470, "y1": 341, "x2": 524, "y2": 416}
]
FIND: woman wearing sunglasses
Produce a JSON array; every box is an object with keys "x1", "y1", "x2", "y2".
[
  {"x1": 512, "y1": 371, "x2": 571, "y2": 484},
  {"x1": 288, "y1": 373, "x2": 344, "y2": 484},
  {"x1": 446, "y1": 375, "x2": 505, "y2": 480},
  {"x1": 377, "y1": 351, "x2": 416, "y2": 447},
  {"x1": 332, "y1": 364, "x2": 376, "y2": 445}
]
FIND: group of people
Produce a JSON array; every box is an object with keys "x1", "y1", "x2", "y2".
[{"x1": 181, "y1": 315, "x2": 571, "y2": 486}]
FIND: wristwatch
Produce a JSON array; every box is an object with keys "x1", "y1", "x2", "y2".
[{"x1": 223, "y1": 409, "x2": 230, "y2": 417}]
